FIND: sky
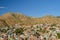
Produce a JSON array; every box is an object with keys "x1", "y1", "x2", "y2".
[{"x1": 0, "y1": 0, "x2": 60, "y2": 17}]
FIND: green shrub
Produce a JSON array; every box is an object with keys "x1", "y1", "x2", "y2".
[
  {"x1": 15, "y1": 28, "x2": 24, "y2": 35},
  {"x1": 57, "y1": 33, "x2": 60, "y2": 39}
]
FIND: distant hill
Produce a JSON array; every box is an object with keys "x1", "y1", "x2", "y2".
[{"x1": 0, "y1": 12, "x2": 60, "y2": 27}]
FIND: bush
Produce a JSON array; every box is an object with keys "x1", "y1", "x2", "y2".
[
  {"x1": 57, "y1": 33, "x2": 60, "y2": 39},
  {"x1": 15, "y1": 28, "x2": 24, "y2": 35}
]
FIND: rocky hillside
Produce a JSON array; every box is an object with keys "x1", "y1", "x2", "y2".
[{"x1": 0, "y1": 12, "x2": 60, "y2": 27}]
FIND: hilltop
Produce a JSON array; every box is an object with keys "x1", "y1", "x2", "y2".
[{"x1": 0, "y1": 12, "x2": 60, "y2": 27}]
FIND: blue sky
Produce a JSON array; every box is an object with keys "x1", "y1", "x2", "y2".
[{"x1": 0, "y1": 0, "x2": 60, "y2": 17}]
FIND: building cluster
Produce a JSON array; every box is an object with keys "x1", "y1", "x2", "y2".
[{"x1": 0, "y1": 23, "x2": 60, "y2": 40}]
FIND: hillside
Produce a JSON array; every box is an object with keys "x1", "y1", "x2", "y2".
[{"x1": 0, "y1": 12, "x2": 60, "y2": 27}]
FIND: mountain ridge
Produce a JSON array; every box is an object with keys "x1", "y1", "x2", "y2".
[{"x1": 0, "y1": 12, "x2": 60, "y2": 27}]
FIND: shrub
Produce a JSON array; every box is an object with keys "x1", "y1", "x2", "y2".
[
  {"x1": 15, "y1": 28, "x2": 24, "y2": 35},
  {"x1": 57, "y1": 33, "x2": 60, "y2": 39}
]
